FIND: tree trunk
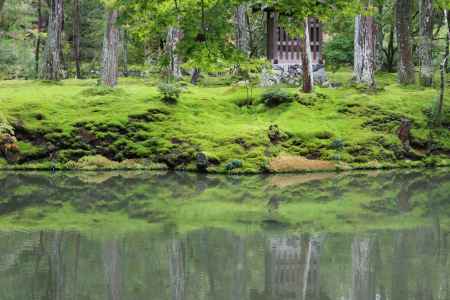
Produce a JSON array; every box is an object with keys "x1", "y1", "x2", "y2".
[
  {"x1": 0, "y1": 0, "x2": 5, "y2": 13},
  {"x1": 418, "y1": 0, "x2": 433, "y2": 86},
  {"x1": 73, "y1": 0, "x2": 81, "y2": 79},
  {"x1": 353, "y1": 8, "x2": 376, "y2": 88},
  {"x1": 35, "y1": 0, "x2": 43, "y2": 76},
  {"x1": 375, "y1": 3, "x2": 384, "y2": 71},
  {"x1": 101, "y1": 9, "x2": 120, "y2": 87},
  {"x1": 235, "y1": 4, "x2": 251, "y2": 56},
  {"x1": 166, "y1": 27, "x2": 182, "y2": 79},
  {"x1": 121, "y1": 29, "x2": 129, "y2": 77},
  {"x1": 436, "y1": 10, "x2": 449, "y2": 126},
  {"x1": 395, "y1": 0, "x2": 416, "y2": 84},
  {"x1": 39, "y1": 0, "x2": 64, "y2": 80},
  {"x1": 301, "y1": 17, "x2": 314, "y2": 93}
]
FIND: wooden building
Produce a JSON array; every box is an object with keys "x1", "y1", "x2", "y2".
[{"x1": 266, "y1": 12, "x2": 323, "y2": 66}]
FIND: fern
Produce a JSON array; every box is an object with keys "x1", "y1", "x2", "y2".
[{"x1": 0, "y1": 113, "x2": 14, "y2": 136}]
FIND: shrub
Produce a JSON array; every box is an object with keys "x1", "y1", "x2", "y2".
[
  {"x1": 323, "y1": 34, "x2": 354, "y2": 72},
  {"x1": 260, "y1": 88, "x2": 295, "y2": 107},
  {"x1": 0, "y1": 114, "x2": 14, "y2": 135},
  {"x1": 158, "y1": 82, "x2": 182, "y2": 104}
]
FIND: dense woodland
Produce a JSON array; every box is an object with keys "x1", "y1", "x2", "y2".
[
  {"x1": 0, "y1": 0, "x2": 449, "y2": 88},
  {"x1": 0, "y1": 0, "x2": 450, "y2": 173}
]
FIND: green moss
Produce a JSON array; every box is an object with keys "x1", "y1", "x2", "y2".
[{"x1": 0, "y1": 71, "x2": 448, "y2": 172}]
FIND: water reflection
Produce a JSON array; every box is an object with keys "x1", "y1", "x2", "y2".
[
  {"x1": 0, "y1": 227, "x2": 448, "y2": 300},
  {"x1": 0, "y1": 169, "x2": 449, "y2": 299}
]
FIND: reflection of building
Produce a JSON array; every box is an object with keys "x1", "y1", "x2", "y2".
[{"x1": 251, "y1": 236, "x2": 307, "y2": 300}]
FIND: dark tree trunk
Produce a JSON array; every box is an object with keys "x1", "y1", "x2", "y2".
[
  {"x1": 121, "y1": 29, "x2": 129, "y2": 77},
  {"x1": 101, "y1": 9, "x2": 120, "y2": 87},
  {"x1": 395, "y1": 0, "x2": 416, "y2": 84},
  {"x1": 35, "y1": 0, "x2": 43, "y2": 76},
  {"x1": 418, "y1": 0, "x2": 433, "y2": 86},
  {"x1": 0, "y1": 0, "x2": 5, "y2": 13},
  {"x1": 72, "y1": 0, "x2": 81, "y2": 79},
  {"x1": 383, "y1": 24, "x2": 397, "y2": 72},
  {"x1": 375, "y1": 3, "x2": 384, "y2": 71},
  {"x1": 353, "y1": 3, "x2": 376, "y2": 88},
  {"x1": 39, "y1": 0, "x2": 64, "y2": 80},
  {"x1": 300, "y1": 17, "x2": 313, "y2": 93}
]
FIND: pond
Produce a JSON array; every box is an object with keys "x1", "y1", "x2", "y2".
[{"x1": 0, "y1": 169, "x2": 449, "y2": 299}]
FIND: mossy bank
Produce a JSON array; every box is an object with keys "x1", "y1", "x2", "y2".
[{"x1": 0, "y1": 70, "x2": 449, "y2": 173}]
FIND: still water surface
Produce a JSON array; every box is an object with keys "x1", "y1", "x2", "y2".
[{"x1": 0, "y1": 169, "x2": 449, "y2": 299}]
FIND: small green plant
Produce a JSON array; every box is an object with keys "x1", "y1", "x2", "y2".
[
  {"x1": 158, "y1": 82, "x2": 182, "y2": 104},
  {"x1": 261, "y1": 88, "x2": 294, "y2": 107},
  {"x1": 0, "y1": 113, "x2": 14, "y2": 135}
]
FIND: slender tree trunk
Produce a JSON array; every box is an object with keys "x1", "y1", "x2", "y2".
[
  {"x1": 72, "y1": 0, "x2": 81, "y2": 79},
  {"x1": 353, "y1": 5, "x2": 376, "y2": 88},
  {"x1": 235, "y1": 4, "x2": 251, "y2": 56},
  {"x1": 375, "y1": 3, "x2": 384, "y2": 71},
  {"x1": 35, "y1": 0, "x2": 43, "y2": 76},
  {"x1": 395, "y1": 0, "x2": 416, "y2": 84},
  {"x1": 301, "y1": 17, "x2": 314, "y2": 93},
  {"x1": 101, "y1": 9, "x2": 120, "y2": 87},
  {"x1": 121, "y1": 29, "x2": 129, "y2": 77},
  {"x1": 166, "y1": 27, "x2": 182, "y2": 79},
  {"x1": 39, "y1": 0, "x2": 64, "y2": 80},
  {"x1": 418, "y1": 0, "x2": 434, "y2": 86}
]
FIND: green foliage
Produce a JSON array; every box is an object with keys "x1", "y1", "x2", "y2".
[
  {"x1": 324, "y1": 34, "x2": 354, "y2": 72},
  {"x1": 158, "y1": 82, "x2": 182, "y2": 103},
  {"x1": 260, "y1": 88, "x2": 295, "y2": 107}
]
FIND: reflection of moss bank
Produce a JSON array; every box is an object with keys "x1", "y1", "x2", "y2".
[
  {"x1": 0, "y1": 168, "x2": 448, "y2": 235},
  {"x1": 0, "y1": 71, "x2": 449, "y2": 173}
]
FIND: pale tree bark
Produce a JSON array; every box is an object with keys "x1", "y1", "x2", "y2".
[
  {"x1": 168, "y1": 239, "x2": 185, "y2": 300},
  {"x1": 235, "y1": 4, "x2": 251, "y2": 56},
  {"x1": 39, "y1": 0, "x2": 64, "y2": 80},
  {"x1": 166, "y1": 27, "x2": 182, "y2": 79},
  {"x1": 436, "y1": 10, "x2": 450, "y2": 126},
  {"x1": 101, "y1": 9, "x2": 120, "y2": 87},
  {"x1": 73, "y1": 0, "x2": 81, "y2": 79},
  {"x1": 395, "y1": 0, "x2": 416, "y2": 84},
  {"x1": 353, "y1": 10, "x2": 377, "y2": 88},
  {"x1": 418, "y1": 0, "x2": 434, "y2": 86},
  {"x1": 351, "y1": 237, "x2": 376, "y2": 300},
  {"x1": 301, "y1": 17, "x2": 314, "y2": 93}
]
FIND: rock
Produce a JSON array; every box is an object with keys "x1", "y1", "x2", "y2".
[
  {"x1": 313, "y1": 65, "x2": 328, "y2": 85},
  {"x1": 0, "y1": 133, "x2": 20, "y2": 163},
  {"x1": 196, "y1": 152, "x2": 208, "y2": 172},
  {"x1": 268, "y1": 124, "x2": 287, "y2": 144},
  {"x1": 225, "y1": 159, "x2": 243, "y2": 171}
]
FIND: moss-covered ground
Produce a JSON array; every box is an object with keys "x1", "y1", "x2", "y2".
[{"x1": 0, "y1": 69, "x2": 449, "y2": 173}]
